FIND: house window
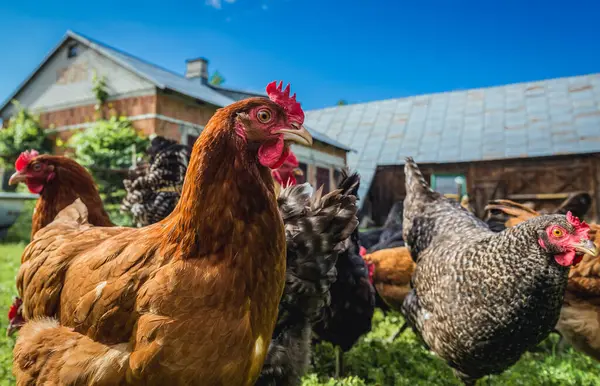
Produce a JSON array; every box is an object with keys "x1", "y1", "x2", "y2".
[
  {"x1": 67, "y1": 44, "x2": 79, "y2": 58},
  {"x1": 430, "y1": 174, "x2": 467, "y2": 199},
  {"x1": 316, "y1": 166, "x2": 330, "y2": 194},
  {"x1": 296, "y1": 162, "x2": 308, "y2": 184},
  {"x1": 187, "y1": 135, "x2": 198, "y2": 150}
]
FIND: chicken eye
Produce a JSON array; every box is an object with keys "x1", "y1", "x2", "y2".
[
  {"x1": 256, "y1": 109, "x2": 272, "y2": 123},
  {"x1": 552, "y1": 228, "x2": 564, "y2": 238},
  {"x1": 32, "y1": 164, "x2": 42, "y2": 171}
]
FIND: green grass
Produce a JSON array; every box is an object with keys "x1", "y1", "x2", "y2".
[
  {"x1": 0, "y1": 242, "x2": 599, "y2": 385},
  {"x1": 305, "y1": 311, "x2": 600, "y2": 385},
  {"x1": 0, "y1": 243, "x2": 23, "y2": 385}
]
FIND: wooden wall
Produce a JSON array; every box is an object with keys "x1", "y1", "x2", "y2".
[{"x1": 364, "y1": 154, "x2": 600, "y2": 225}]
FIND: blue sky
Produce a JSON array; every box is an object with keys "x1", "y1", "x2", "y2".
[{"x1": 0, "y1": 0, "x2": 598, "y2": 110}]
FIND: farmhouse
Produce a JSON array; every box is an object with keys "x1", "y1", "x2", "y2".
[
  {"x1": 305, "y1": 74, "x2": 600, "y2": 224},
  {"x1": 0, "y1": 30, "x2": 351, "y2": 193}
]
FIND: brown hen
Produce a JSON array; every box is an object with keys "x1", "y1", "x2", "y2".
[
  {"x1": 12, "y1": 81, "x2": 313, "y2": 385},
  {"x1": 7, "y1": 151, "x2": 114, "y2": 336},
  {"x1": 8, "y1": 150, "x2": 113, "y2": 237},
  {"x1": 362, "y1": 247, "x2": 415, "y2": 312}
]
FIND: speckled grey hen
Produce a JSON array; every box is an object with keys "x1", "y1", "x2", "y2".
[{"x1": 401, "y1": 157, "x2": 597, "y2": 385}]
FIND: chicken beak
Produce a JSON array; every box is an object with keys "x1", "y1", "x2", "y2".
[
  {"x1": 8, "y1": 171, "x2": 26, "y2": 186},
  {"x1": 275, "y1": 123, "x2": 313, "y2": 146},
  {"x1": 6, "y1": 322, "x2": 17, "y2": 337},
  {"x1": 574, "y1": 239, "x2": 598, "y2": 257}
]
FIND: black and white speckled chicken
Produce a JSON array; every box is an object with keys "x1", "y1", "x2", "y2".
[
  {"x1": 257, "y1": 182, "x2": 358, "y2": 386},
  {"x1": 401, "y1": 157, "x2": 596, "y2": 385},
  {"x1": 121, "y1": 136, "x2": 190, "y2": 227},
  {"x1": 312, "y1": 171, "x2": 376, "y2": 376}
]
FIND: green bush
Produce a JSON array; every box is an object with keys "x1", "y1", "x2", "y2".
[
  {"x1": 0, "y1": 101, "x2": 51, "y2": 168},
  {"x1": 68, "y1": 115, "x2": 148, "y2": 225},
  {"x1": 304, "y1": 310, "x2": 600, "y2": 385}
]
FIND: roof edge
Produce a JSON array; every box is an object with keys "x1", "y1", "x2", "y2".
[
  {"x1": 0, "y1": 30, "x2": 169, "y2": 116},
  {"x1": 0, "y1": 34, "x2": 72, "y2": 115},
  {"x1": 67, "y1": 30, "x2": 167, "y2": 89}
]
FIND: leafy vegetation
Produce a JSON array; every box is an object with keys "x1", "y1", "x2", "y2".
[
  {"x1": 304, "y1": 310, "x2": 600, "y2": 385},
  {"x1": 91, "y1": 70, "x2": 109, "y2": 118},
  {"x1": 67, "y1": 116, "x2": 149, "y2": 225},
  {"x1": 0, "y1": 101, "x2": 51, "y2": 168},
  {"x1": 209, "y1": 70, "x2": 226, "y2": 86}
]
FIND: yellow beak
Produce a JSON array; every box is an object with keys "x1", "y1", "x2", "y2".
[
  {"x1": 8, "y1": 171, "x2": 26, "y2": 185},
  {"x1": 275, "y1": 123, "x2": 313, "y2": 146},
  {"x1": 575, "y1": 239, "x2": 599, "y2": 257}
]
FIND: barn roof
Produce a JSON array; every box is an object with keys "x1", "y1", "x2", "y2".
[
  {"x1": 305, "y1": 73, "x2": 600, "y2": 202},
  {"x1": 0, "y1": 30, "x2": 350, "y2": 151}
]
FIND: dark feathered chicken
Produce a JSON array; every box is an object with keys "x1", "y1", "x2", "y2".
[
  {"x1": 121, "y1": 136, "x2": 190, "y2": 227},
  {"x1": 312, "y1": 171, "x2": 376, "y2": 375},
  {"x1": 367, "y1": 201, "x2": 405, "y2": 252},
  {"x1": 257, "y1": 183, "x2": 358, "y2": 386},
  {"x1": 401, "y1": 157, "x2": 596, "y2": 385}
]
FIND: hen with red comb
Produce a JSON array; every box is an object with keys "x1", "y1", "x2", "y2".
[{"x1": 401, "y1": 157, "x2": 598, "y2": 384}]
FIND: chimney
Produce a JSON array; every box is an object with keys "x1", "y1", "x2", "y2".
[{"x1": 185, "y1": 57, "x2": 209, "y2": 84}]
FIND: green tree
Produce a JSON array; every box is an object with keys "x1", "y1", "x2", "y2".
[
  {"x1": 0, "y1": 101, "x2": 52, "y2": 167},
  {"x1": 337, "y1": 99, "x2": 348, "y2": 106},
  {"x1": 68, "y1": 116, "x2": 149, "y2": 225},
  {"x1": 209, "y1": 70, "x2": 226, "y2": 86}
]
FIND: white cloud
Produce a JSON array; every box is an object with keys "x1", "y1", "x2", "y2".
[{"x1": 206, "y1": 0, "x2": 236, "y2": 9}]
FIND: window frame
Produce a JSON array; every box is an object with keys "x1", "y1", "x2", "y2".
[
  {"x1": 67, "y1": 44, "x2": 79, "y2": 58},
  {"x1": 430, "y1": 173, "x2": 467, "y2": 196}
]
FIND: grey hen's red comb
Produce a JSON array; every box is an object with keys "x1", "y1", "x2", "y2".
[
  {"x1": 266, "y1": 81, "x2": 305, "y2": 123},
  {"x1": 566, "y1": 211, "x2": 591, "y2": 238}
]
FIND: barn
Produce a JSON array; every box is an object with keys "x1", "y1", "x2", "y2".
[{"x1": 305, "y1": 74, "x2": 600, "y2": 224}]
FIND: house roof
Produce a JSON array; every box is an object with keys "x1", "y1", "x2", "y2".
[
  {"x1": 305, "y1": 72, "x2": 600, "y2": 203},
  {"x1": 0, "y1": 30, "x2": 350, "y2": 151}
]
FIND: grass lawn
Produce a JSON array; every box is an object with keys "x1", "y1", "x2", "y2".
[
  {"x1": 0, "y1": 243, "x2": 24, "y2": 385},
  {"x1": 0, "y1": 242, "x2": 599, "y2": 385}
]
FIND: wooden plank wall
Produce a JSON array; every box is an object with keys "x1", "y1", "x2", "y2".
[{"x1": 364, "y1": 154, "x2": 600, "y2": 226}]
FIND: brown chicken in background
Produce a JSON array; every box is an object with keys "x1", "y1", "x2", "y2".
[
  {"x1": 484, "y1": 198, "x2": 600, "y2": 362},
  {"x1": 362, "y1": 247, "x2": 415, "y2": 312},
  {"x1": 12, "y1": 81, "x2": 313, "y2": 385},
  {"x1": 8, "y1": 150, "x2": 113, "y2": 237},
  {"x1": 7, "y1": 151, "x2": 114, "y2": 336}
]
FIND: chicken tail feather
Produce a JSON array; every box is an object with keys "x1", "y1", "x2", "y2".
[
  {"x1": 13, "y1": 318, "x2": 130, "y2": 386},
  {"x1": 404, "y1": 157, "x2": 434, "y2": 200}
]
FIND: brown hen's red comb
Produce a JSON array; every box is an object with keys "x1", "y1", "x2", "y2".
[
  {"x1": 15, "y1": 150, "x2": 39, "y2": 172},
  {"x1": 567, "y1": 211, "x2": 591, "y2": 238},
  {"x1": 8, "y1": 297, "x2": 21, "y2": 320},
  {"x1": 266, "y1": 81, "x2": 305, "y2": 123}
]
